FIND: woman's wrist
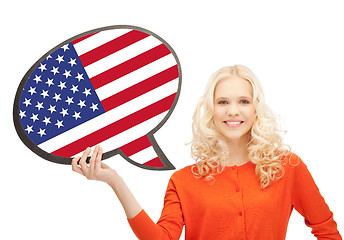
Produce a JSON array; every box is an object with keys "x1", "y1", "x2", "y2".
[{"x1": 107, "y1": 171, "x2": 124, "y2": 190}]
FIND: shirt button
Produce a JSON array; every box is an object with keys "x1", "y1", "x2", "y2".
[
  {"x1": 232, "y1": 166, "x2": 237, "y2": 170},
  {"x1": 239, "y1": 211, "x2": 243, "y2": 216},
  {"x1": 236, "y1": 187, "x2": 240, "y2": 192}
]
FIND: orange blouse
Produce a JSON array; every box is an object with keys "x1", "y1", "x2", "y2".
[{"x1": 128, "y1": 153, "x2": 341, "y2": 239}]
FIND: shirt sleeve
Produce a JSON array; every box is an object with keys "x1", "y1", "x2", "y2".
[
  {"x1": 127, "y1": 176, "x2": 184, "y2": 240},
  {"x1": 291, "y1": 155, "x2": 342, "y2": 239}
]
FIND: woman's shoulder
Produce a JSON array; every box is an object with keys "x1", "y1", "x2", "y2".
[
  {"x1": 169, "y1": 164, "x2": 198, "y2": 185},
  {"x1": 280, "y1": 152, "x2": 302, "y2": 166},
  {"x1": 280, "y1": 151, "x2": 309, "y2": 176},
  {"x1": 171, "y1": 164, "x2": 195, "y2": 178}
]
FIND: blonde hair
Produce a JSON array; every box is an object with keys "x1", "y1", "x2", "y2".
[{"x1": 191, "y1": 65, "x2": 290, "y2": 188}]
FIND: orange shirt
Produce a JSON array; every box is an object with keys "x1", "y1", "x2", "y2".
[{"x1": 128, "y1": 153, "x2": 341, "y2": 239}]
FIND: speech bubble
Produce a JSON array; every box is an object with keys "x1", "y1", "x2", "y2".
[{"x1": 13, "y1": 25, "x2": 181, "y2": 170}]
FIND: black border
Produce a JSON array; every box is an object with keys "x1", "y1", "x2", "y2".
[{"x1": 13, "y1": 25, "x2": 182, "y2": 170}]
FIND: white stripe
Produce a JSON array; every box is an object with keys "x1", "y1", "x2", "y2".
[
  {"x1": 38, "y1": 79, "x2": 179, "y2": 153},
  {"x1": 127, "y1": 146, "x2": 158, "y2": 164},
  {"x1": 72, "y1": 112, "x2": 167, "y2": 163},
  {"x1": 96, "y1": 54, "x2": 176, "y2": 101},
  {"x1": 73, "y1": 29, "x2": 131, "y2": 56},
  {"x1": 84, "y1": 36, "x2": 162, "y2": 78}
]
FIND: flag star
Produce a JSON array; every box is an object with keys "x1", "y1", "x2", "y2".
[
  {"x1": 25, "y1": 125, "x2": 34, "y2": 134},
  {"x1": 55, "y1": 119, "x2": 64, "y2": 129},
  {"x1": 61, "y1": 44, "x2": 70, "y2": 52},
  {"x1": 75, "y1": 73, "x2": 84, "y2": 81},
  {"x1": 23, "y1": 98, "x2": 32, "y2": 107},
  {"x1": 72, "y1": 111, "x2": 81, "y2": 120},
  {"x1": 65, "y1": 96, "x2": 74, "y2": 105},
  {"x1": 37, "y1": 128, "x2": 46, "y2": 137},
  {"x1": 28, "y1": 86, "x2": 37, "y2": 95},
  {"x1": 30, "y1": 113, "x2": 39, "y2": 122},
  {"x1": 58, "y1": 81, "x2": 66, "y2": 90},
  {"x1": 40, "y1": 89, "x2": 49, "y2": 98},
  {"x1": 68, "y1": 58, "x2": 77, "y2": 67},
  {"x1": 56, "y1": 55, "x2": 64, "y2": 63},
  {"x1": 90, "y1": 103, "x2": 99, "y2": 112},
  {"x1": 60, "y1": 108, "x2": 69, "y2": 117},
  {"x1": 38, "y1": 63, "x2": 47, "y2": 72},
  {"x1": 42, "y1": 116, "x2": 51, "y2": 125},
  {"x1": 51, "y1": 66, "x2": 59, "y2": 75},
  {"x1": 46, "y1": 55, "x2": 52, "y2": 60},
  {"x1": 35, "y1": 101, "x2": 44, "y2": 110},
  {"x1": 33, "y1": 75, "x2": 42, "y2": 84},
  {"x1": 19, "y1": 110, "x2": 26, "y2": 119},
  {"x1": 77, "y1": 99, "x2": 86, "y2": 108},
  {"x1": 83, "y1": 88, "x2": 91, "y2": 97},
  {"x1": 45, "y1": 78, "x2": 54, "y2": 87},
  {"x1": 63, "y1": 69, "x2": 72, "y2": 78},
  {"x1": 48, "y1": 105, "x2": 57, "y2": 114},
  {"x1": 53, "y1": 93, "x2": 62, "y2": 102},
  {"x1": 70, "y1": 85, "x2": 79, "y2": 94}
]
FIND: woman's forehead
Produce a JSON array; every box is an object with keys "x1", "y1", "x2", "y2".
[{"x1": 214, "y1": 76, "x2": 253, "y2": 98}]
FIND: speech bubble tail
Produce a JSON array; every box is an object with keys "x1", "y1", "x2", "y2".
[{"x1": 119, "y1": 134, "x2": 175, "y2": 170}]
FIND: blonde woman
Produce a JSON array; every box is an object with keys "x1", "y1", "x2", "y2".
[{"x1": 72, "y1": 65, "x2": 342, "y2": 239}]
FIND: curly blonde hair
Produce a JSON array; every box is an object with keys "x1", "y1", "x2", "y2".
[{"x1": 191, "y1": 65, "x2": 290, "y2": 188}]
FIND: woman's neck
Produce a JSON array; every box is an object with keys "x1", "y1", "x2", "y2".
[{"x1": 224, "y1": 135, "x2": 250, "y2": 167}]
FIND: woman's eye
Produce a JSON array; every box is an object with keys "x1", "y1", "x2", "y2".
[
  {"x1": 240, "y1": 100, "x2": 250, "y2": 104},
  {"x1": 218, "y1": 100, "x2": 228, "y2": 104}
]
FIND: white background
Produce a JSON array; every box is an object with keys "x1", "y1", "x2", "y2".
[{"x1": 1, "y1": 0, "x2": 343, "y2": 239}]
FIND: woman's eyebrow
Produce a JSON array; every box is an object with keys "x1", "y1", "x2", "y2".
[
  {"x1": 215, "y1": 96, "x2": 251, "y2": 100},
  {"x1": 238, "y1": 96, "x2": 252, "y2": 99}
]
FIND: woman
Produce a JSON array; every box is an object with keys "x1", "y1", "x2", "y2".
[{"x1": 72, "y1": 65, "x2": 342, "y2": 239}]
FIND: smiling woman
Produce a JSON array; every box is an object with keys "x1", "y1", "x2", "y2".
[
  {"x1": 191, "y1": 66, "x2": 288, "y2": 189},
  {"x1": 213, "y1": 75, "x2": 256, "y2": 152},
  {"x1": 73, "y1": 65, "x2": 342, "y2": 240}
]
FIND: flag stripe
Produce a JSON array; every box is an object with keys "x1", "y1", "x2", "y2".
[
  {"x1": 51, "y1": 93, "x2": 176, "y2": 157},
  {"x1": 101, "y1": 65, "x2": 178, "y2": 112},
  {"x1": 143, "y1": 157, "x2": 164, "y2": 167},
  {"x1": 38, "y1": 80, "x2": 178, "y2": 153},
  {"x1": 95, "y1": 54, "x2": 176, "y2": 101},
  {"x1": 71, "y1": 111, "x2": 168, "y2": 161},
  {"x1": 119, "y1": 135, "x2": 151, "y2": 157},
  {"x1": 73, "y1": 29, "x2": 131, "y2": 56},
  {"x1": 79, "y1": 30, "x2": 149, "y2": 67},
  {"x1": 72, "y1": 32, "x2": 98, "y2": 45},
  {"x1": 82, "y1": 36, "x2": 162, "y2": 79},
  {"x1": 129, "y1": 146, "x2": 160, "y2": 166},
  {"x1": 90, "y1": 44, "x2": 171, "y2": 89}
]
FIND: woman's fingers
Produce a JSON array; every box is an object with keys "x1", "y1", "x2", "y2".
[
  {"x1": 71, "y1": 146, "x2": 106, "y2": 181},
  {"x1": 79, "y1": 147, "x2": 91, "y2": 176},
  {"x1": 95, "y1": 146, "x2": 103, "y2": 170},
  {"x1": 89, "y1": 145, "x2": 99, "y2": 176},
  {"x1": 71, "y1": 156, "x2": 84, "y2": 175}
]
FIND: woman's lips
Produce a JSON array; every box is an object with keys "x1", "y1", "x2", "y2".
[{"x1": 223, "y1": 120, "x2": 244, "y2": 128}]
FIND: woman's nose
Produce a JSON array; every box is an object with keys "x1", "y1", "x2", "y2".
[{"x1": 226, "y1": 104, "x2": 239, "y2": 116}]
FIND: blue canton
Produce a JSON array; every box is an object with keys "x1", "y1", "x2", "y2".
[{"x1": 19, "y1": 43, "x2": 105, "y2": 145}]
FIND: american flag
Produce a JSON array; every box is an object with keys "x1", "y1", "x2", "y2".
[{"x1": 18, "y1": 27, "x2": 180, "y2": 169}]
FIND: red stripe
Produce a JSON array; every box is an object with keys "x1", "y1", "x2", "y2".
[
  {"x1": 101, "y1": 65, "x2": 178, "y2": 112},
  {"x1": 79, "y1": 30, "x2": 149, "y2": 67},
  {"x1": 90, "y1": 44, "x2": 171, "y2": 89},
  {"x1": 51, "y1": 93, "x2": 177, "y2": 157},
  {"x1": 143, "y1": 157, "x2": 164, "y2": 167},
  {"x1": 119, "y1": 135, "x2": 151, "y2": 157},
  {"x1": 72, "y1": 32, "x2": 98, "y2": 45}
]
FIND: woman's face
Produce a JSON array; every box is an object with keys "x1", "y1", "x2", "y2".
[{"x1": 213, "y1": 75, "x2": 255, "y2": 144}]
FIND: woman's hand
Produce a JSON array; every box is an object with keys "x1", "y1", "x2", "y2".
[
  {"x1": 72, "y1": 145, "x2": 117, "y2": 185},
  {"x1": 72, "y1": 145, "x2": 142, "y2": 219}
]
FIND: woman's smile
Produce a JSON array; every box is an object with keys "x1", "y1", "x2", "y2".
[
  {"x1": 213, "y1": 75, "x2": 255, "y2": 143},
  {"x1": 223, "y1": 120, "x2": 244, "y2": 128}
]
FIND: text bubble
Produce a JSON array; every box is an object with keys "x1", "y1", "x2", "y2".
[{"x1": 13, "y1": 25, "x2": 181, "y2": 170}]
